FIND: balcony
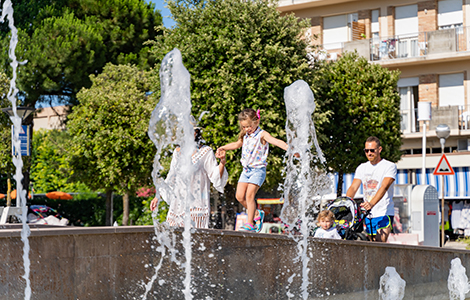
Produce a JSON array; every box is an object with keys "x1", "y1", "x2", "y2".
[
  {"x1": 313, "y1": 26, "x2": 470, "y2": 64},
  {"x1": 400, "y1": 104, "x2": 470, "y2": 134}
]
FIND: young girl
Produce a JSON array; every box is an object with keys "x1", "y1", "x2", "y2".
[
  {"x1": 313, "y1": 210, "x2": 341, "y2": 239},
  {"x1": 217, "y1": 108, "x2": 291, "y2": 232}
]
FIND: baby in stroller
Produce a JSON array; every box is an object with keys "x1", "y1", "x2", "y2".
[
  {"x1": 324, "y1": 196, "x2": 369, "y2": 240},
  {"x1": 313, "y1": 210, "x2": 341, "y2": 239}
]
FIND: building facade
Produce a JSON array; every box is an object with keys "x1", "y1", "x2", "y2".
[
  {"x1": 33, "y1": 105, "x2": 69, "y2": 131},
  {"x1": 278, "y1": 0, "x2": 470, "y2": 201}
]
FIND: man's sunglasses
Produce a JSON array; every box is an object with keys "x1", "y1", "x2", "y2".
[{"x1": 363, "y1": 148, "x2": 377, "y2": 153}]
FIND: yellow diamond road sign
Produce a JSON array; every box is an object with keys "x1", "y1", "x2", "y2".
[{"x1": 433, "y1": 153, "x2": 455, "y2": 176}]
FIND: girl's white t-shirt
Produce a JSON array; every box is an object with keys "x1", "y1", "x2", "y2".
[
  {"x1": 314, "y1": 227, "x2": 342, "y2": 239},
  {"x1": 354, "y1": 159, "x2": 397, "y2": 218}
]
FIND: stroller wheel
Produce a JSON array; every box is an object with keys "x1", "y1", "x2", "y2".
[{"x1": 356, "y1": 232, "x2": 368, "y2": 241}]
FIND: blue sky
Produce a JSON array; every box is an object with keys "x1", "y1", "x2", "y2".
[{"x1": 149, "y1": 0, "x2": 176, "y2": 28}]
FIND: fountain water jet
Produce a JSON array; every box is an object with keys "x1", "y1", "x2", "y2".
[
  {"x1": 378, "y1": 266, "x2": 406, "y2": 300},
  {"x1": 1, "y1": 1, "x2": 31, "y2": 299},
  {"x1": 448, "y1": 257, "x2": 470, "y2": 300},
  {"x1": 147, "y1": 48, "x2": 197, "y2": 300},
  {"x1": 281, "y1": 80, "x2": 331, "y2": 299}
]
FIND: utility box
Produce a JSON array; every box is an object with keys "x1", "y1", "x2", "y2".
[
  {"x1": 392, "y1": 184, "x2": 414, "y2": 234},
  {"x1": 410, "y1": 185, "x2": 439, "y2": 247}
]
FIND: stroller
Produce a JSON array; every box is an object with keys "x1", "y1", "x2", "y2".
[
  {"x1": 326, "y1": 196, "x2": 369, "y2": 240},
  {"x1": 27, "y1": 205, "x2": 69, "y2": 226}
]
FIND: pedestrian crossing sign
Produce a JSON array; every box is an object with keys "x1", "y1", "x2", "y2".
[{"x1": 433, "y1": 154, "x2": 455, "y2": 176}]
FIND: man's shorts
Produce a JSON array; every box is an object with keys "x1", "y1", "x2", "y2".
[
  {"x1": 364, "y1": 215, "x2": 394, "y2": 235},
  {"x1": 239, "y1": 167, "x2": 266, "y2": 187}
]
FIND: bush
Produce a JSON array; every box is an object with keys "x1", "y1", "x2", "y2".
[{"x1": 1, "y1": 193, "x2": 168, "y2": 226}]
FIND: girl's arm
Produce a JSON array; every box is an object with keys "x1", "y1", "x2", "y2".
[
  {"x1": 217, "y1": 139, "x2": 243, "y2": 152},
  {"x1": 261, "y1": 131, "x2": 288, "y2": 151}
]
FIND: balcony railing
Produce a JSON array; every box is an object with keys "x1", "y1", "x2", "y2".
[
  {"x1": 400, "y1": 104, "x2": 470, "y2": 134},
  {"x1": 314, "y1": 26, "x2": 468, "y2": 63}
]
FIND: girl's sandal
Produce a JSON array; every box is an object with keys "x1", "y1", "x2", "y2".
[
  {"x1": 254, "y1": 209, "x2": 265, "y2": 233},
  {"x1": 239, "y1": 223, "x2": 256, "y2": 232}
]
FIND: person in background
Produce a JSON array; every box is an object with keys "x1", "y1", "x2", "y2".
[
  {"x1": 313, "y1": 210, "x2": 341, "y2": 239},
  {"x1": 150, "y1": 120, "x2": 228, "y2": 228},
  {"x1": 346, "y1": 136, "x2": 397, "y2": 242}
]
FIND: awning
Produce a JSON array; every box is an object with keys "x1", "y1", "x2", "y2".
[
  {"x1": 256, "y1": 198, "x2": 285, "y2": 205},
  {"x1": 330, "y1": 168, "x2": 470, "y2": 200},
  {"x1": 416, "y1": 167, "x2": 470, "y2": 199}
]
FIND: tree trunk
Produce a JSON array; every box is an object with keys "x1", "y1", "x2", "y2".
[
  {"x1": 337, "y1": 171, "x2": 344, "y2": 198},
  {"x1": 105, "y1": 190, "x2": 114, "y2": 226},
  {"x1": 122, "y1": 191, "x2": 130, "y2": 226},
  {"x1": 6, "y1": 178, "x2": 11, "y2": 207}
]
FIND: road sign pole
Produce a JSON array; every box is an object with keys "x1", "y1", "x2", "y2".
[
  {"x1": 433, "y1": 153, "x2": 454, "y2": 247},
  {"x1": 441, "y1": 175, "x2": 444, "y2": 247}
]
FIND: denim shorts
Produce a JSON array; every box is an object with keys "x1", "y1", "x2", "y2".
[
  {"x1": 364, "y1": 215, "x2": 394, "y2": 235},
  {"x1": 239, "y1": 167, "x2": 266, "y2": 187}
]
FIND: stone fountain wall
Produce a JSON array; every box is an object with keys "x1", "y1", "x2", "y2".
[{"x1": 0, "y1": 226, "x2": 467, "y2": 299}]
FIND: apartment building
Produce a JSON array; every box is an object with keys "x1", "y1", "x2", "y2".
[
  {"x1": 33, "y1": 105, "x2": 69, "y2": 131},
  {"x1": 278, "y1": 0, "x2": 470, "y2": 201}
]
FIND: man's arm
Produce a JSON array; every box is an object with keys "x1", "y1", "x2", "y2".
[
  {"x1": 346, "y1": 178, "x2": 362, "y2": 199},
  {"x1": 361, "y1": 177, "x2": 395, "y2": 210}
]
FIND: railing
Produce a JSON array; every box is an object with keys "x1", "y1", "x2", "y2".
[
  {"x1": 461, "y1": 104, "x2": 470, "y2": 131},
  {"x1": 400, "y1": 104, "x2": 470, "y2": 133},
  {"x1": 314, "y1": 26, "x2": 469, "y2": 63}
]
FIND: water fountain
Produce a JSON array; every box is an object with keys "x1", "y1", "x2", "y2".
[
  {"x1": 1, "y1": 3, "x2": 470, "y2": 296},
  {"x1": 378, "y1": 266, "x2": 406, "y2": 300},
  {"x1": 448, "y1": 257, "x2": 470, "y2": 300},
  {"x1": 146, "y1": 48, "x2": 196, "y2": 300},
  {"x1": 281, "y1": 79, "x2": 332, "y2": 299},
  {"x1": 1, "y1": 1, "x2": 31, "y2": 299}
]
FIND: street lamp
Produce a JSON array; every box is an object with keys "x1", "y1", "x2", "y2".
[
  {"x1": 1, "y1": 106, "x2": 35, "y2": 207},
  {"x1": 436, "y1": 124, "x2": 450, "y2": 151},
  {"x1": 2, "y1": 107, "x2": 35, "y2": 123},
  {"x1": 418, "y1": 102, "x2": 432, "y2": 185},
  {"x1": 435, "y1": 123, "x2": 450, "y2": 247}
]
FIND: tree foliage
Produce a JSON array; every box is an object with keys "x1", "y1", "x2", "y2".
[
  {"x1": 66, "y1": 64, "x2": 157, "y2": 223},
  {"x1": 0, "y1": 0, "x2": 162, "y2": 106},
  {"x1": 149, "y1": 0, "x2": 329, "y2": 190},
  {"x1": 30, "y1": 129, "x2": 92, "y2": 193},
  {"x1": 0, "y1": 72, "x2": 15, "y2": 177},
  {"x1": 312, "y1": 52, "x2": 403, "y2": 195}
]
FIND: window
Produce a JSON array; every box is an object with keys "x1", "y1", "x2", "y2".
[
  {"x1": 438, "y1": 0, "x2": 463, "y2": 29},
  {"x1": 439, "y1": 73, "x2": 464, "y2": 107},
  {"x1": 398, "y1": 77, "x2": 419, "y2": 133},
  {"x1": 395, "y1": 5, "x2": 419, "y2": 58},
  {"x1": 323, "y1": 13, "x2": 358, "y2": 50},
  {"x1": 395, "y1": 5, "x2": 418, "y2": 37},
  {"x1": 371, "y1": 10, "x2": 380, "y2": 42},
  {"x1": 371, "y1": 10, "x2": 379, "y2": 34}
]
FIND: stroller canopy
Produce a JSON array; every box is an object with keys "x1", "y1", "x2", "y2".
[{"x1": 327, "y1": 196, "x2": 358, "y2": 228}]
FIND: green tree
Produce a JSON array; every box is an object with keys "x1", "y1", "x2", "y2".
[
  {"x1": 67, "y1": 63, "x2": 157, "y2": 225},
  {"x1": 30, "y1": 129, "x2": 92, "y2": 193},
  {"x1": 149, "y1": 0, "x2": 330, "y2": 193},
  {"x1": 0, "y1": 72, "x2": 13, "y2": 175},
  {"x1": 0, "y1": 0, "x2": 162, "y2": 107},
  {"x1": 312, "y1": 52, "x2": 403, "y2": 196}
]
